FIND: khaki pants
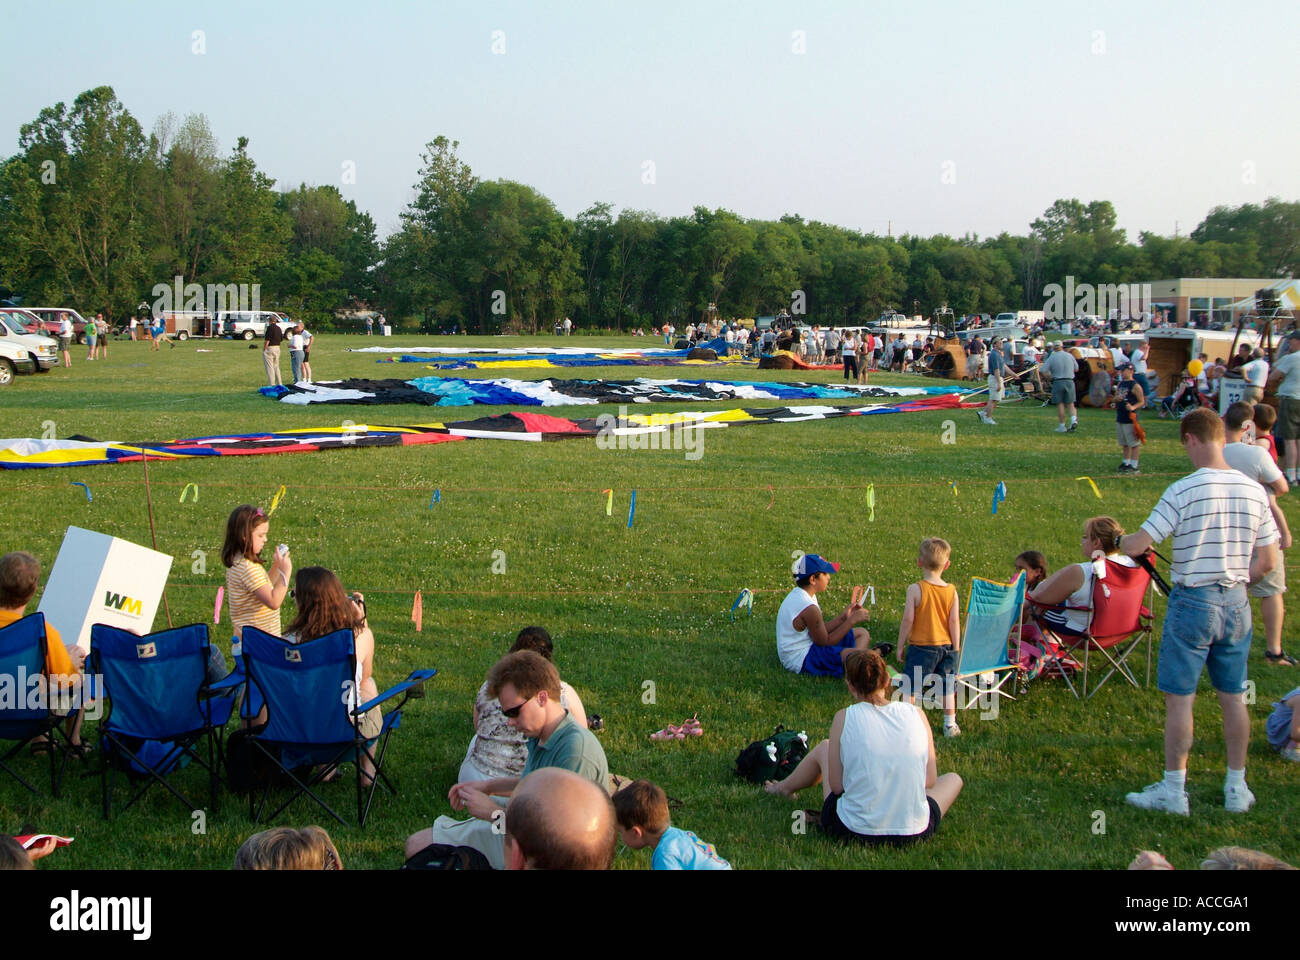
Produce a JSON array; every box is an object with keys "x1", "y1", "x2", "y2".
[{"x1": 263, "y1": 345, "x2": 282, "y2": 386}]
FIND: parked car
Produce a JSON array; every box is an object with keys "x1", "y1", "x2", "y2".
[
  {"x1": 0, "y1": 308, "x2": 59, "y2": 385},
  {"x1": 23, "y1": 307, "x2": 91, "y2": 343},
  {"x1": 216, "y1": 311, "x2": 295, "y2": 340}
]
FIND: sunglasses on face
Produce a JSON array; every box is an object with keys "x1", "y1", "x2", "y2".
[{"x1": 501, "y1": 694, "x2": 536, "y2": 719}]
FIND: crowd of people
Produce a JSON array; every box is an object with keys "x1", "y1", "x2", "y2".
[
  {"x1": 7, "y1": 325, "x2": 1300, "y2": 870},
  {"x1": 775, "y1": 403, "x2": 1296, "y2": 837}
]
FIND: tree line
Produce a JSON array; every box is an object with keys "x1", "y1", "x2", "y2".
[{"x1": 2, "y1": 88, "x2": 1297, "y2": 332}]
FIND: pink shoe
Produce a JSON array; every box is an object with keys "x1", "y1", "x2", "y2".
[
  {"x1": 649, "y1": 724, "x2": 682, "y2": 741},
  {"x1": 681, "y1": 714, "x2": 703, "y2": 736}
]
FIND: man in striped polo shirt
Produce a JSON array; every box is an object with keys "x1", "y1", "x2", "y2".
[{"x1": 1119, "y1": 408, "x2": 1278, "y2": 815}]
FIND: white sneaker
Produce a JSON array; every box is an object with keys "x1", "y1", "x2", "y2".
[
  {"x1": 1224, "y1": 783, "x2": 1255, "y2": 813},
  {"x1": 943, "y1": 722, "x2": 962, "y2": 737},
  {"x1": 985, "y1": 417, "x2": 997, "y2": 425},
  {"x1": 1125, "y1": 781, "x2": 1190, "y2": 816},
  {"x1": 1281, "y1": 744, "x2": 1300, "y2": 763},
  {"x1": 1054, "y1": 424, "x2": 1068, "y2": 433}
]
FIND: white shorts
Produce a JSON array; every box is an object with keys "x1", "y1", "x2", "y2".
[{"x1": 987, "y1": 374, "x2": 1004, "y2": 401}]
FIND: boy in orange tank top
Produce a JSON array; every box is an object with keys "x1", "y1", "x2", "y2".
[{"x1": 897, "y1": 538, "x2": 962, "y2": 736}]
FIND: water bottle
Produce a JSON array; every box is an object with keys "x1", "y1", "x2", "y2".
[{"x1": 231, "y1": 637, "x2": 242, "y2": 658}]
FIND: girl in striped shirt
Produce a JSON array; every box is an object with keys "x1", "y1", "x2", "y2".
[{"x1": 222, "y1": 504, "x2": 292, "y2": 652}]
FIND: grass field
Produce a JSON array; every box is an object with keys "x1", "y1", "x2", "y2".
[{"x1": 3, "y1": 333, "x2": 1297, "y2": 870}]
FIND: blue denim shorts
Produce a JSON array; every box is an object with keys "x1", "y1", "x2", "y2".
[
  {"x1": 900, "y1": 644, "x2": 956, "y2": 699},
  {"x1": 1156, "y1": 584, "x2": 1252, "y2": 695}
]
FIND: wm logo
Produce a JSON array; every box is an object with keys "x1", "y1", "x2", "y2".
[{"x1": 104, "y1": 591, "x2": 144, "y2": 617}]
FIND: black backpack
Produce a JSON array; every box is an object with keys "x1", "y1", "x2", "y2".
[
  {"x1": 735, "y1": 725, "x2": 810, "y2": 783},
  {"x1": 402, "y1": 843, "x2": 493, "y2": 871}
]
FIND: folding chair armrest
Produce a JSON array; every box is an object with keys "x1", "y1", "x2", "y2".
[{"x1": 356, "y1": 669, "x2": 437, "y2": 715}]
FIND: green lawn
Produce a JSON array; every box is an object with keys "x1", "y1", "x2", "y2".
[{"x1": 2, "y1": 333, "x2": 1296, "y2": 870}]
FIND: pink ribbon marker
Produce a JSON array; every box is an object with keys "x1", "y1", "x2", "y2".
[{"x1": 214, "y1": 586, "x2": 224, "y2": 625}]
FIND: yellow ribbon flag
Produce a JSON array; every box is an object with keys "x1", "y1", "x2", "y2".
[
  {"x1": 268, "y1": 484, "x2": 287, "y2": 516},
  {"x1": 602, "y1": 488, "x2": 613, "y2": 516},
  {"x1": 179, "y1": 482, "x2": 199, "y2": 503},
  {"x1": 1075, "y1": 477, "x2": 1102, "y2": 499},
  {"x1": 866, "y1": 484, "x2": 875, "y2": 522}
]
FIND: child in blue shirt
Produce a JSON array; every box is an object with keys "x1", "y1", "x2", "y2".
[
  {"x1": 1267, "y1": 687, "x2": 1300, "y2": 762},
  {"x1": 613, "y1": 779, "x2": 731, "y2": 870}
]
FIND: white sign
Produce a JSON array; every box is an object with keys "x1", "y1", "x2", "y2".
[
  {"x1": 1219, "y1": 378, "x2": 1248, "y2": 415},
  {"x1": 37, "y1": 527, "x2": 173, "y2": 651}
]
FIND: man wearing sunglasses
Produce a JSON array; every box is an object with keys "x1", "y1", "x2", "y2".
[{"x1": 405, "y1": 650, "x2": 608, "y2": 869}]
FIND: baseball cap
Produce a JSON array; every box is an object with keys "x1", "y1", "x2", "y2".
[
  {"x1": 794, "y1": 554, "x2": 840, "y2": 578},
  {"x1": 1116, "y1": 361, "x2": 1134, "y2": 371}
]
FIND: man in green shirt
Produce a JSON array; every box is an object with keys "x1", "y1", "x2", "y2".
[{"x1": 405, "y1": 650, "x2": 608, "y2": 868}]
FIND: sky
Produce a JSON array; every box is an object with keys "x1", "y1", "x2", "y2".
[{"x1": 4, "y1": 0, "x2": 1297, "y2": 242}]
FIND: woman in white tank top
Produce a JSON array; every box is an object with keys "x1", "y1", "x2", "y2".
[{"x1": 764, "y1": 648, "x2": 963, "y2": 844}]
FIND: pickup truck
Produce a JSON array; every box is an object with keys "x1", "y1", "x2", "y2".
[{"x1": 0, "y1": 308, "x2": 59, "y2": 384}]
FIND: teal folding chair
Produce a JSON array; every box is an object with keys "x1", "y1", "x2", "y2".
[{"x1": 953, "y1": 572, "x2": 1026, "y2": 711}]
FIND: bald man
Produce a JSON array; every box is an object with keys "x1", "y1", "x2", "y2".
[{"x1": 504, "y1": 768, "x2": 616, "y2": 870}]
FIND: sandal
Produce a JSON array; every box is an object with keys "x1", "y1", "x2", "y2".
[
  {"x1": 649, "y1": 724, "x2": 683, "y2": 741},
  {"x1": 29, "y1": 739, "x2": 53, "y2": 757},
  {"x1": 680, "y1": 714, "x2": 703, "y2": 736},
  {"x1": 1265, "y1": 650, "x2": 1298, "y2": 666}
]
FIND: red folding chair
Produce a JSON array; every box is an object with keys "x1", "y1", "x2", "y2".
[{"x1": 1029, "y1": 556, "x2": 1155, "y2": 700}]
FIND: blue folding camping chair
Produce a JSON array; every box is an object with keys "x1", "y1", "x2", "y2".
[
  {"x1": 953, "y1": 572, "x2": 1027, "y2": 711},
  {"x1": 91, "y1": 622, "x2": 237, "y2": 819},
  {"x1": 240, "y1": 625, "x2": 435, "y2": 827},
  {"x1": 0, "y1": 612, "x2": 81, "y2": 796}
]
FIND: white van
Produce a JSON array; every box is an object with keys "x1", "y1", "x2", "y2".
[{"x1": 0, "y1": 308, "x2": 59, "y2": 385}]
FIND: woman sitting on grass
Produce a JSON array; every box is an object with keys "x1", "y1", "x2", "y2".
[
  {"x1": 282, "y1": 567, "x2": 381, "y2": 784},
  {"x1": 458, "y1": 626, "x2": 588, "y2": 783},
  {"x1": 764, "y1": 648, "x2": 962, "y2": 845},
  {"x1": 1028, "y1": 516, "x2": 1136, "y2": 638}
]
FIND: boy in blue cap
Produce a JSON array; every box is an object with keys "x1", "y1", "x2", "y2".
[{"x1": 776, "y1": 553, "x2": 871, "y2": 676}]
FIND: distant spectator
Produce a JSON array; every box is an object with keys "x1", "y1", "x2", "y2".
[
  {"x1": 1252, "y1": 403, "x2": 1278, "y2": 464},
  {"x1": 1240, "y1": 352, "x2": 1269, "y2": 404},
  {"x1": 1268, "y1": 332, "x2": 1300, "y2": 484},
  {"x1": 1043, "y1": 342, "x2": 1079, "y2": 432}
]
